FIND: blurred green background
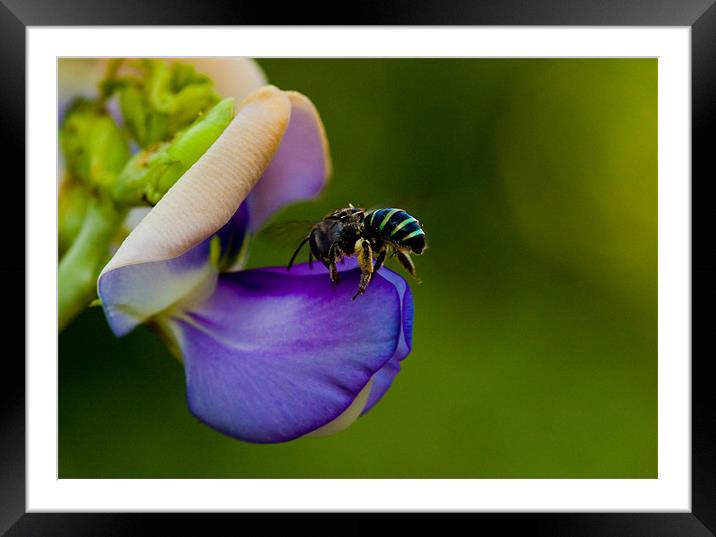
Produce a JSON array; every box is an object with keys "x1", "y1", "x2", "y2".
[{"x1": 59, "y1": 59, "x2": 657, "y2": 478}]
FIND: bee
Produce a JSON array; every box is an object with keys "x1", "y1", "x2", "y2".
[{"x1": 287, "y1": 205, "x2": 427, "y2": 300}]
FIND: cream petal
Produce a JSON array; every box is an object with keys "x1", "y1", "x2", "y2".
[{"x1": 102, "y1": 85, "x2": 291, "y2": 274}]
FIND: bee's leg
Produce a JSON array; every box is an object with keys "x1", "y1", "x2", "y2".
[
  {"x1": 329, "y1": 263, "x2": 339, "y2": 285},
  {"x1": 396, "y1": 250, "x2": 421, "y2": 282},
  {"x1": 323, "y1": 256, "x2": 339, "y2": 284},
  {"x1": 327, "y1": 243, "x2": 341, "y2": 285},
  {"x1": 353, "y1": 239, "x2": 373, "y2": 300},
  {"x1": 308, "y1": 249, "x2": 314, "y2": 270},
  {"x1": 334, "y1": 244, "x2": 347, "y2": 279},
  {"x1": 373, "y1": 246, "x2": 387, "y2": 273}
]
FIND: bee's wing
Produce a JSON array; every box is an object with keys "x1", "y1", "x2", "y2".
[{"x1": 258, "y1": 220, "x2": 318, "y2": 246}]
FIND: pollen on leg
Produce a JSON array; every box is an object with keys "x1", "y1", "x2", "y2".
[{"x1": 353, "y1": 239, "x2": 374, "y2": 299}]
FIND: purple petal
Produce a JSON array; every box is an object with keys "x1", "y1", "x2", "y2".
[
  {"x1": 246, "y1": 92, "x2": 331, "y2": 231},
  {"x1": 362, "y1": 267, "x2": 413, "y2": 414},
  {"x1": 263, "y1": 260, "x2": 413, "y2": 415},
  {"x1": 172, "y1": 262, "x2": 411, "y2": 443}
]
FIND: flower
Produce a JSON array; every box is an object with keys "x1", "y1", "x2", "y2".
[
  {"x1": 57, "y1": 59, "x2": 273, "y2": 328},
  {"x1": 95, "y1": 74, "x2": 413, "y2": 443}
]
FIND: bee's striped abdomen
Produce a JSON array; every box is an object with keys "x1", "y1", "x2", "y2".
[{"x1": 365, "y1": 208, "x2": 426, "y2": 254}]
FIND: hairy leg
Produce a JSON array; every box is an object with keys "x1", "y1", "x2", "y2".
[
  {"x1": 353, "y1": 239, "x2": 374, "y2": 300},
  {"x1": 397, "y1": 250, "x2": 420, "y2": 281},
  {"x1": 327, "y1": 243, "x2": 342, "y2": 285}
]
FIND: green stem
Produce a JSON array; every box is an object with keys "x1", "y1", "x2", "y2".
[
  {"x1": 58, "y1": 175, "x2": 91, "y2": 257},
  {"x1": 58, "y1": 197, "x2": 126, "y2": 332}
]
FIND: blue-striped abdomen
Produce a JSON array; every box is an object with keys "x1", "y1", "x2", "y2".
[{"x1": 364, "y1": 208, "x2": 426, "y2": 254}]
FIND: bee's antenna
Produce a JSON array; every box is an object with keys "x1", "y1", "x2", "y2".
[{"x1": 287, "y1": 236, "x2": 310, "y2": 271}]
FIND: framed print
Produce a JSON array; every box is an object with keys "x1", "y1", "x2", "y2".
[{"x1": 3, "y1": 0, "x2": 715, "y2": 534}]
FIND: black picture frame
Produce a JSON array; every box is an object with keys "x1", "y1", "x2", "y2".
[{"x1": 2, "y1": 1, "x2": 714, "y2": 534}]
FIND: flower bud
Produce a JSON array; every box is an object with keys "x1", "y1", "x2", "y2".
[
  {"x1": 59, "y1": 98, "x2": 130, "y2": 192},
  {"x1": 116, "y1": 59, "x2": 221, "y2": 148}
]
